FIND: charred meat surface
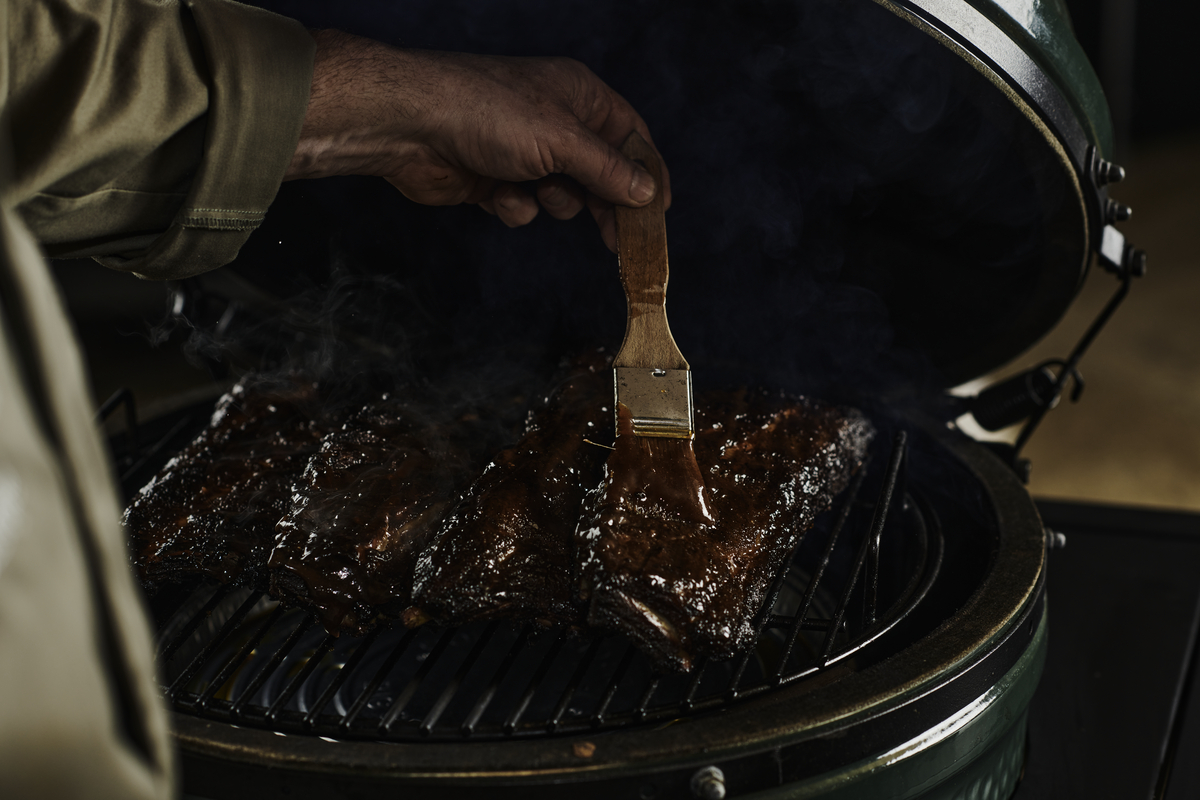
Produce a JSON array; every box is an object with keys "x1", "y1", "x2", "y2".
[
  {"x1": 576, "y1": 390, "x2": 873, "y2": 672},
  {"x1": 125, "y1": 376, "x2": 325, "y2": 588},
  {"x1": 412, "y1": 352, "x2": 613, "y2": 627},
  {"x1": 269, "y1": 400, "x2": 484, "y2": 635},
  {"x1": 127, "y1": 360, "x2": 872, "y2": 668}
]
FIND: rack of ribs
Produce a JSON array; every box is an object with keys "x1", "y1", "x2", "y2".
[
  {"x1": 268, "y1": 399, "x2": 491, "y2": 635},
  {"x1": 410, "y1": 352, "x2": 613, "y2": 628},
  {"x1": 126, "y1": 360, "x2": 873, "y2": 671},
  {"x1": 125, "y1": 376, "x2": 326, "y2": 589},
  {"x1": 576, "y1": 389, "x2": 873, "y2": 672}
]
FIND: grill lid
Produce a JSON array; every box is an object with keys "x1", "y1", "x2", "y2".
[
  {"x1": 221, "y1": 0, "x2": 1138, "y2": 399},
  {"x1": 816, "y1": 0, "x2": 1130, "y2": 384}
]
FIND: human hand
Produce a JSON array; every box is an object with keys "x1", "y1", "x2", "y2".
[{"x1": 285, "y1": 30, "x2": 671, "y2": 251}]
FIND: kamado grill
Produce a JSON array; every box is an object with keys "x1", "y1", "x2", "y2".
[
  {"x1": 104, "y1": 0, "x2": 1150, "y2": 797},
  {"x1": 116, "y1": 411, "x2": 1041, "y2": 799}
]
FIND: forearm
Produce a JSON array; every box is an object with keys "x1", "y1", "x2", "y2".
[{"x1": 285, "y1": 30, "x2": 426, "y2": 182}]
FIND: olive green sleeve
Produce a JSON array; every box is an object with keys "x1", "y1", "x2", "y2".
[{"x1": 6, "y1": 0, "x2": 315, "y2": 280}]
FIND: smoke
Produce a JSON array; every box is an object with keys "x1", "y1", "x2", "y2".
[{"x1": 204, "y1": 0, "x2": 1068, "y2": 427}]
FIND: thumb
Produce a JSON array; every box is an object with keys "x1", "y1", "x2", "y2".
[{"x1": 557, "y1": 126, "x2": 659, "y2": 207}]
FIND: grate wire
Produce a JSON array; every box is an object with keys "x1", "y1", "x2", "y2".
[{"x1": 148, "y1": 431, "x2": 936, "y2": 741}]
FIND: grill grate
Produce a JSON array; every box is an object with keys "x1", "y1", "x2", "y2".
[{"x1": 147, "y1": 431, "x2": 942, "y2": 742}]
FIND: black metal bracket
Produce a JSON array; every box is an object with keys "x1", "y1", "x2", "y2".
[{"x1": 960, "y1": 186, "x2": 1146, "y2": 482}]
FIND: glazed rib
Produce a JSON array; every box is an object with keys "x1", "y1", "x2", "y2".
[
  {"x1": 266, "y1": 400, "x2": 467, "y2": 635},
  {"x1": 411, "y1": 352, "x2": 613, "y2": 627},
  {"x1": 576, "y1": 390, "x2": 873, "y2": 672},
  {"x1": 125, "y1": 376, "x2": 325, "y2": 589}
]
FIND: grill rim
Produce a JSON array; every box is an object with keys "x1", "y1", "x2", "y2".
[{"x1": 169, "y1": 418, "x2": 1045, "y2": 794}]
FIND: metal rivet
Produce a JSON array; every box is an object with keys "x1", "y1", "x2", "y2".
[{"x1": 691, "y1": 765, "x2": 726, "y2": 800}]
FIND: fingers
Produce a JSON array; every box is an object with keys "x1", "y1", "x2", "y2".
[
  {"x1": 557, "y1": 66, "x2": 672, "y2": 211},
  {"x1": 480, "y1": 177, "x2": 588, "y2": 229},
  {"x1": 491, "y1": 182, "x2": 540, "y2": 227},
  {"x1": 556, "y1": 128, "x2": 659, "y2": 211},
  {"x1": 376, "y1": 53, "x2": 671, "y2": 243},
  {"x1": 536, "y1": 175, "x2": 586, "y2": 220}
]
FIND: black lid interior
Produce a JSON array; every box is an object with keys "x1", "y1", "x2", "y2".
[{"x1": 228, "y1": 0, "x2": 1089, "y2": 400}]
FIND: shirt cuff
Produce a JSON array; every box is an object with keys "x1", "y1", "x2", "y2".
[{"x1": 96, "y1": 0, "x2": 315, "y2": 280}]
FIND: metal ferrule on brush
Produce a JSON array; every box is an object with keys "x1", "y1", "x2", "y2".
[{"x1": 615, "y1": 367, "x2": 694, "y2": 439}]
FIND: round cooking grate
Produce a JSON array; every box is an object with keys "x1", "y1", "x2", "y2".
[
  {"x1": 118, "y1": 397, "x2": 1046, "y2": 800},
  {"x1": 148, "y1": 433, "x2": 941, "y2": 742}
]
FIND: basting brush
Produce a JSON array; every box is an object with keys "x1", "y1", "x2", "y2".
[{"x1": 612, "y1": 131, "x2": 693, "y2": 440}]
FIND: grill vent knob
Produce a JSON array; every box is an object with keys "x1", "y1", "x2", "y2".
[
  {"x1": 1095, "y1": 159, "x2": 1126, "y2": 185},
  {"x1": 1105, "y1": 199, "x2": 1133, "y2": 224},
  {"x1": 690, "y1": 766, "x2": 727, "y2": 799}
]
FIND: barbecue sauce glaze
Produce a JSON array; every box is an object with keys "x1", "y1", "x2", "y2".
[
  {"x1": 269, "y1": 401, "x2": 475, "y2": 635},
  {"x1": 125, "y1": 377, "x2": 325, "y2": 588},
  {"x1": 128, "y1": 367, "x2": 870, "y2": 672},
  {"x1": 410, "y1": 351, "x2": 613, "y2": 627},
  {"x1": 576, "y1": 390, "x2": 872, "y2": 672}
]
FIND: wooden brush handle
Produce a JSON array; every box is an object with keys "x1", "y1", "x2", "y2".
[{"x1": 613, "y1": 132, "x2": 689, "y2": 371}]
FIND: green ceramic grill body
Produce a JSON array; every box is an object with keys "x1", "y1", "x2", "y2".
[
  {"x1": 962, "y1": 0, "x2": 1114, "y2": 157},
  {"x1": 743, "y1": 605, "x2": 1047, "y2": 800}
]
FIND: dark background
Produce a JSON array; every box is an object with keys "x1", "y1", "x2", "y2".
[{"x1": 1061, "y1": 0, "x2": 1200, "y2": 155}]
